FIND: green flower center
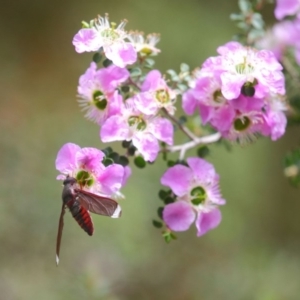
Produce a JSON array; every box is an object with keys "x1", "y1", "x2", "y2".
[
  {"x1": 234, "y1": 116, "x2": 251, "y2": 132},
  {"x1": 101, "y1": 27, "x2": 120, "y2": 40},
  {"x1": 128, "y1": 116, "x2": 147, "y2": 131},
  {"x1": 213, "y1": 90, "x2": 224, "y2": 103},
  {"x1": 156, "y1": 89, "x2": 169, "y2": 104},
  {"x1": 76, "y1": 170, "x2": 94, "y2": 187},
  {"x1": 235, "y1": 57, "x2": 254, "y2": 74},
  {"x1": 190, "y1": 186, "x2": 206, "y2": 205},
  {"x1": 140, "y1": 47, "x2": 153, "y2": 55},
  {"x1": 93, "y1": 90, "x2": 107, "y2": 110}
]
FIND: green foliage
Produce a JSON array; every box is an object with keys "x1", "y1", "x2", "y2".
[{"x1": 134, "y1": 156, "x2": 146, "y2": 168}]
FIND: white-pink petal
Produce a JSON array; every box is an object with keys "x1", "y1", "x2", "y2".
[{"x1": 72, "y1": 28, "x2": 102, "y2": 53}]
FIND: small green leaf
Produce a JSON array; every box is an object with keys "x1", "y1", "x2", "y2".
[
  {"x1": 92, "y1": 52, "x2": 102, "y2": 63},
  {"x1": 158, "y1": 190, "x2": 168, "y2": 200},
  {"x1": 157, "y1": 207, "x2": 164, "y2": 219},
  {"x1": 178, "y1": 115, "x2": 187, "y2": 124},
  {"x1": 170, "y1": 233, "x2": 177, "y2": 240},
  {"x1": 121, "y1": 85, "x2": 130, "y2": 93},
  {"x1": 164, "y1": 196, "x2": 174, "y2": 205},
  {"x1": 102, "y1": 157, "x2": 114, "y2": 167},
  {"x1": 102, "y1": 147, "x2": 113, "y2": 156},
  {"x1": 180, "y1": 63, "x2": 189, "y2": 72},
  {"x1": 127, "y1": 146, "x2": 136, "y2": 156},
  {"x1": 152, "y1": 220, "x2": 163, "y2": 228},
  {"x1": 130, "y1": 67, "x2": 142, "y2": 77},
  {"x1": 119, "y1": 155, "x2": 129, "y2": 167},
  {"x1": 167, "y1": 160, "x2": 176, "y2": 167},
  {"x1": 108, "y1": 152, "x2": 119, "y2": 162},
  {"x1": 145, "y1": 58, "x2": 155, "y2": 68},
  {"x1": 103, "y1": 59, "x2": 112, "y2": 67},
  {"x1": 197, "y1": 146, "x2": 210, "y2": 158},
  {"x1": 81, "y1": 21, "x2": 90, "y2": 28},
  {"x1": 134, "y1": 156, "x2": 146, "y2": 168},
  {"x1": 163, "y1": 231, "x2": 172, "y2": 243},
  {"x1": 122, "y1": 140, "x2": 131, "y2": 148}
]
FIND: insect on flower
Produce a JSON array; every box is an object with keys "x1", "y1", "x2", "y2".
[{"x1": 56, "y1": 176, "x2": 121, "y2": 265}]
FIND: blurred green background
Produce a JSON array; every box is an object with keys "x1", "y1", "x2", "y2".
[{"x1": 1, "y1": 0, "x2": 300, "y2": 299}]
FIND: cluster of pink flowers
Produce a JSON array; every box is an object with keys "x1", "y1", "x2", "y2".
[
  {"x1": 161, "y1": 158, "x2": 225, "y2": 236},
  {"x1": 257, "y1": 0, "x2": 300, "y2": 66},
  {"x1": 73, "y1": 15, "x2": 175, "y2": 162},
  {"x1": 56, "y1": 143, "x2": 130, "y2": 198},
  {"x1": 183, "y1": 41, "x2": 287, "y2": 142},
  {"x1": 56, "y1": 8, "x2": 290, "y2": 240}
]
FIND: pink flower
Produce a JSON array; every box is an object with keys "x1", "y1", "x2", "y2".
[
  {"x1": 78, "y1": 62, "x2": 129, "y2": 125},
  {"x1": 72, "y1": 14, "x2": 137, "y2": 67},
  {"x1": 256, "y1": 18, "x2": 300, "y2": 65},
  {"x1": 133, "y1": 70, "x2": 177, "y2": 115},
  {"x1": 161, "y1": 157, "x2": 225, "y2": 236},
  {"x1": 100, "y1": 100, "x2": 173, "y2": 162},
  {"x1": 55, "y1": 143, "x2": 128, "y2": 197},
  {"x1": 182, "y1": 41, "x2": 287, "y2": 143},
  {"x1": 128, "y1": 31, "x2": 161, "y2": 56},
  {"x1": 275, "y1": 0, "x2": 300, "y2": 20},
  {"x1": 205, "y1": 41, "x2": 285, "y2": 100}
]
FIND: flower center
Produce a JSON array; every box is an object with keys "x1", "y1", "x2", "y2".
[
  {"x1": 101, "y1": 27, "x2": 120, "y2": 41},
  {"x1": 156, "y1": 89, "x2": 169, "y2": 104},
  {"x1": 190, "y1": 186, "x2": 206, "y2": 205},
  {"x1": 241, "y1": 80, "x2": 257, "y2": 97},
  {"x1": 93, "y1": 90, "x2": 107, "y2": 110},
  {"x1": 76, "y1": 170, "x2": 94, "y2": 187},
  {"x1": 235, "y1": 57, "x2": 254, "y2": 74},
  {"x1": 128, "y1": 116, "x2": 147, "y2": 131},
  {"x1": 234, "y1": 116, "x2": 251, "y2": 132},
  {"x1": 213, "y1": 89, "x2": 224, "y2": 103},
  {"x1": 140, "y1": 47, "x2": 153, "y2": 55}
]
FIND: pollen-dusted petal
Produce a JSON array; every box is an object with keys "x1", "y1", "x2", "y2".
[
  {"x1": 161, "y1": 164, "x2": 193, "y2": 196},
  {"x1": 187, "y1": 157, "x2": 216, "y2": 183},
  {"x1": 149, "y1": 117, "x2": 173, "y2": 145},
  {"x1": 72, "y1": 28, "x2": 102, "y2": 53},
  {"x1": 132, "y1": 132, "x2": 160, "y2": 162},
  {"x1": 76, "y1": 147, "x2": 105, "y2": 171},
  {"x1": 97, "y1": 164, "x2": 125, "y2": 195},
  {"x1": 100, "y1": 115, "x2": 130, "y2": 142},
  {"x1": 55, "y1": 143, "x2": 81, "y2": 173},
  {"x1": 196, "y1": 208, "x2": 222, "y2": 237},
  {"x1": 163, "y1": 201, "x2": 195, "y2": 232}
]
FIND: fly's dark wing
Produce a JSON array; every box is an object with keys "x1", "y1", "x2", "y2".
[
  {"x1": 56, "y1": 203, "x2": 66, "y2": 266},
  {"x1": 75, "y1": 189, "x2": 122, "y2": 218}
]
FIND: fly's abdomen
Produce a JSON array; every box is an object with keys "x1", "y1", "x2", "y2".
[{"x1": 67, "y1": 200, "x2": 94, "y2": 236}]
